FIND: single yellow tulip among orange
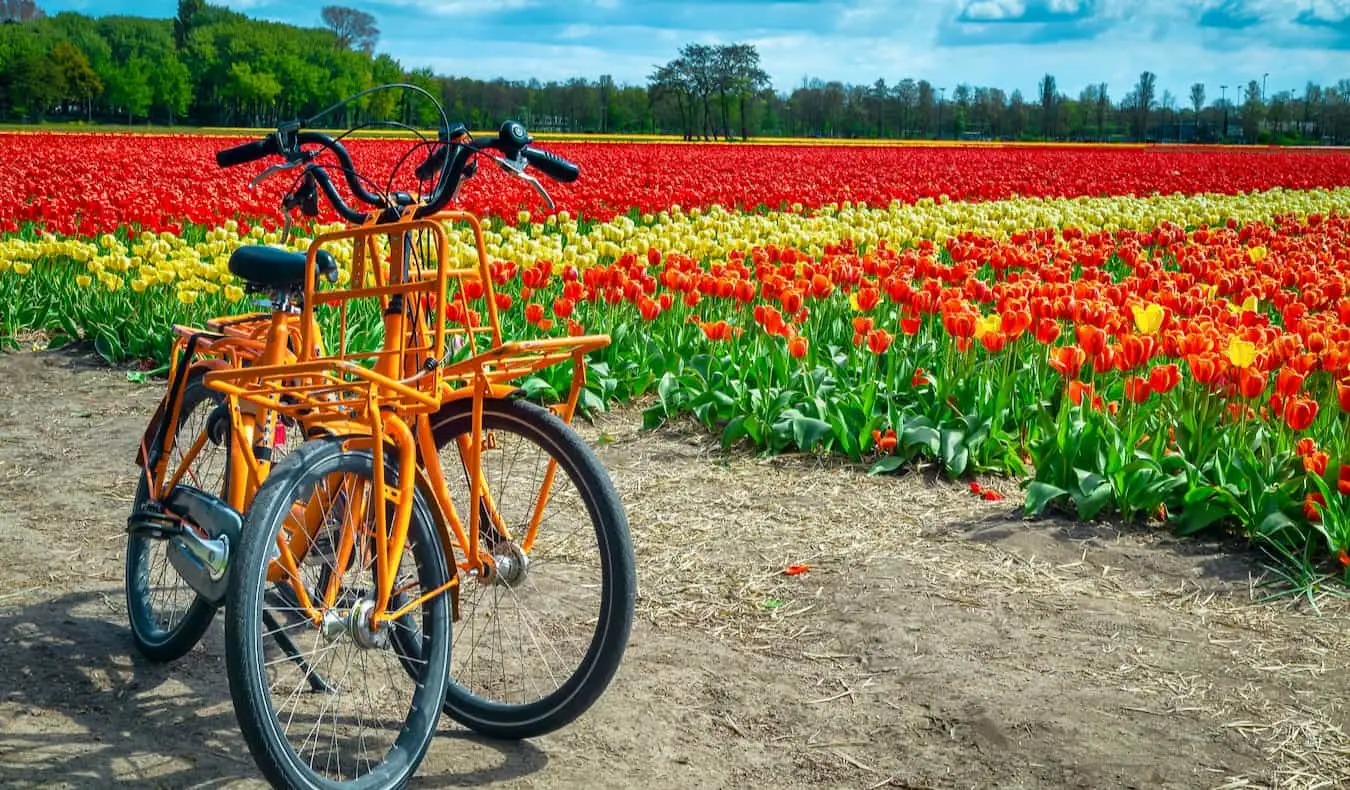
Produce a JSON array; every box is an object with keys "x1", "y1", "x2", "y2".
[
  {"x1": 1131, "y1": 303, "x2": 1164, "y2": 335},
  {"x1": 1226, "y1": 336, "x2": 1257, "y2": 369},
  {"x1": 1248, "y1": 246, "x2": 1268, "y2": 262},
  {"x1": 974, "y1": 313, "x2": 1002, "y2": 339}
]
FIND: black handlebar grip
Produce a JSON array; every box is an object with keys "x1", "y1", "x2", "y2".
[
  {"x1": 522, "y1": 146, "x2": 580, "y2": 184},
  {"x1": 216, "y1": 135, "x2": 280, "y2": 168}
]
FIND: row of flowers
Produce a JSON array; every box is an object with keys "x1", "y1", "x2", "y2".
[{"x1": 5, "y1": 132, "x2": 1350, "y2": 236}]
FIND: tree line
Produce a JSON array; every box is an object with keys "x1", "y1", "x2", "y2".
[{"x1": 1, "y1": 0, "x2": 1347, "y2": 145}]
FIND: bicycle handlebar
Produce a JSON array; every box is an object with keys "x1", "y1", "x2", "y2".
[
  {"x1": 216, "y1": 136, "x2": 281, "y2": 168},
  {"x1": 215, "y1": 116, "x2": 579, "y2": 225},
  {"x1": 414, "y1": 121, "x2": 580, "y2": 185},
  {"x1": 521, "y1": 147, "x2": 580, "y2": 183}
]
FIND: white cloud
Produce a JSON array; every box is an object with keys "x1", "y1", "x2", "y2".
[
  {"x1": 960, "y1": 0, "x2": 1027, "y2": 21},
  {"x1": 1303, "y1": 0, "x2": 1350, "y2": 22}
]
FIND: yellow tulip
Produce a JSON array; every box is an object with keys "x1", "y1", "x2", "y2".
[
  {"x1": 224, "y1": 285, "x2": 245, "y2": 302},
  {"x1": 1131, "y1": 303, "x2": 1164, "y2": 335},
  {"x1": 1226, "y1": 337, "x2": 1257, "y2": 369},
  {"x1": 1247, "y1": 246, "x2": 1267, "y2": 262},
  {"x1": 974, "y1": 314, "x2": 1002, "y2": 339},
  {"x1": 1228, "y1": 295, "x2": 1258, "y2": 315},
  {"x1": 178, "y1": 290, "x2": 199, "y2": 305},
  {"x1": 131, "y1": 279, "x2": 148, "y2": 293},
  {"x1": 76, "y1": 274, "x2": 93, "y2": 289},
  {"x1": 12, "y1": 262, "x2": 31, "y2": 275}
]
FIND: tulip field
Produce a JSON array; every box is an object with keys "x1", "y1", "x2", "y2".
[{"x1": 4, "y1": 132, "x2": 1350, "y2": 588}]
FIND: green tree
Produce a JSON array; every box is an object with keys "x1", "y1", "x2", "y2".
[
  {"x1": 1133, "y1": 70, "x2": 1157, "y2": 141},
  {"x1": 106, "y1": 58, "x2": 153, "y2": 123},
  {"x1": 174, "y1": 0, "x2": 206, "y2": 49},
  {"x1": 222, "y1": 61, "x2": 281, "y2": 126},
  {"x1": 149, "y1": 51, "x2": 192, "y2": 123},
  {"x1": 1242, "y1": 79, "x2": 1262, "y2": 143},
  {"x1": 51, "y1": 40, "x2": 102, "y2": 120},
  {"x1": 1038, "y1": 73, "x2": 1056, "y2": 139}
]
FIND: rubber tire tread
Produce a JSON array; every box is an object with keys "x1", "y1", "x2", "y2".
[
  {"x1": 224, "y1": 437, "x2": 451, "y2": 790},
  {"x1": 428, "y1": 397, "x2": 636, "y2": 740}
]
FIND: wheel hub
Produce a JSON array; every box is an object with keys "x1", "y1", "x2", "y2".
[
  {"x1": 479, "y1": 540, "x2": 529, "y2": 587},
  {"x1": 320, "y1": 599, "x2": 388, "y2": 649}
]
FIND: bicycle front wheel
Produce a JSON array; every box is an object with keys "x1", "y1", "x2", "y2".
[
  {"x1": 224, "y1": 437, "x2": 451, "y2": 789},
  {"x1": 428, "y1": 396, "x2": 636, "y2": 740}
]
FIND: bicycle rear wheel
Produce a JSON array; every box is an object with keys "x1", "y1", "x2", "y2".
[
  {"x1": 427, "y1": 397, "x2": 636, "y2": 739},
  {"x1": 125, "y1": 372, "x2": 225, "y2": 662},
  {"x1": 224, "y1": 437, "x2": 451, "y2": 789}
]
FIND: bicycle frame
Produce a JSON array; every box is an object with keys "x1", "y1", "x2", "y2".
[{"x1": 140, "y1": 208, "x2": 609, "y2": 631}]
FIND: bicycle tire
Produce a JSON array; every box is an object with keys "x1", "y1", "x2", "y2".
[
  {"x1": 426, "y1": 396, "x2": 635, "y2": 740},
  {"x1": 224, "y1": 437, "x2": 451, "y2": 789},
  {"x1": 125, "y1": 372, "x2": 225, "y2": 663}
]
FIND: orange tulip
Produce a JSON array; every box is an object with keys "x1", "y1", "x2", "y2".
[
  {"x1": 1236, "y1": 368, "x2": 1267, "y2": 400},
  {"x1": 942, "y1": 310, "x2": 976, "y2": 339},
  {"x1": 1034, "y1": 317, "x2": 1061, "y2": 345},
  {"x1": 1304, "y1": 492, "x2": 1326, "y2": 522},
  {"x1": 1067, "y1": 380, "x2": 1094, "y2": 406},
  {"x1": 1076, "y1": 324, "x2": 1107, "y2": 356},
  {"x1": 1118, "y1": 335, "x2": 1156, "y2": 371},
  {"x1": 1049, "y1": 346, "x2": 1086, "y2": 378},
  {"x1": 1148, "y1": 363, "x2": 1181, "y2": 394},
  {"x1": 1303, "y1": 451, "x2": 1329, "y2": 477},
  {"x1": 1274, "y1": 367, "x2": 1306, "y2": 398},
  {"x1": 787, "y1": 334, "x2": 808, "y2": 359},
  {"x1": 1124, "y1": 376, "x2": 1152, "y2": 404},
  {"x1": 866, "y1": 328, "x2": 894, "y2": 355},
  {"x1": 1186, "y1": 353, "x2": 1222, "y2": 386}
]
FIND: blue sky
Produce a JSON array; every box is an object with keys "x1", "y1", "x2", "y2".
[{"x1": 46, "y1": 1, "x2": 1350, "y2": 102}]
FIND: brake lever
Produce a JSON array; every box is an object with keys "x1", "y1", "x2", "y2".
[
  {"x1": 249, "y1": 160, "x2": 304, "y2": 190},
  {"x1": 494, "y1": 154, "x2": 554, "y2": 210}
]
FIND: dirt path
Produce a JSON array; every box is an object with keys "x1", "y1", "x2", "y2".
[{"x1": 0, "y1": 346, "x2": 1347, "y2": 790}]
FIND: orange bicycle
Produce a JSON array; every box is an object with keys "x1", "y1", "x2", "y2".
[{"x1": 125, "y1": 84, "x2": 636, "y2": 787}]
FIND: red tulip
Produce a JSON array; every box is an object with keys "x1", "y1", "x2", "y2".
[
  {"x1": 866, "y1": 329, "x2": 893, "y2": 355},
  {"x1": 1147, "y1": 364, "x2": 1181, "y2": 394},
  {"x1": 1236, "y1": 368, "x2": 1267, "y2": 400},
  {"x1": 1283, "y1": 396, "x2": 1319, "y2": 432},
  {"x1": 1124, "y1": 376, "x2": 1152, "y2": 404}
]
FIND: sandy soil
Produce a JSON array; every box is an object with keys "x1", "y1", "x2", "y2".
[{"x1": 0, "y1": 345, "x2": 1347, "y2": 790}]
